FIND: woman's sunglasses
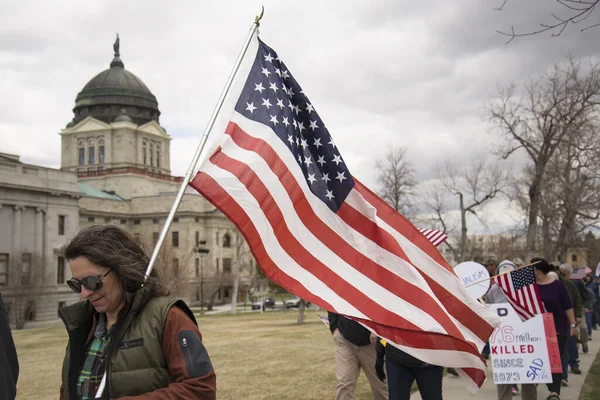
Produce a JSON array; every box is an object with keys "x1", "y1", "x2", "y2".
[{"x1": 66, "y1": 269, "x2": 113, "y2": 293}]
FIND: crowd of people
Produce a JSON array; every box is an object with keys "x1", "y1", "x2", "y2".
[{"x1": 1, "y1": 224, "x2": 600, "y2": 400}]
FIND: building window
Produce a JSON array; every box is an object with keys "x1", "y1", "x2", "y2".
[
  {"x1": 79, "y1": 147, "x2": 85, "y2": 165},
  {"x1": 224, "y1": 287, "x2": 230, "y2": 298},
  {"x1": 572, "y1": 254, "x2": 578, "y2": 262},
  {"x1": 172, "y1": 258, "x2": 179, "y2": 275},
  {"x1": 195, "y1": 217, "x2": 200, "y2": 223},
  {"x1": 149, "y1": 143, "x2": 154, "y2": 166},
  {"x1": 133, "y1": 219, "x2": 141, "y2": 225},
  {"x1": 57, "y1": 301, "x2": 66, "y2": 318},
  {"x1": 172, "y1": 231, "x2": 179, "y2": 247},
  {"x1": 216, "y1": 258, "x2": 220, "y2": 273},
  {"x1": 58, "y1": 215, "x2": 65, "y2": 235},
  {"x1": 195, "y1": 258, "x2": 200, "y2": 278},
  {"x1": 57, "y1": 256, "x2": 65, "y2": 284},
  {"x1": 0, "y1": 254, "x2": 8, "y2": 286},
  {"x1": 222, "y1": 234, "x2": 231, "y2": 248},
  {"x1": 223, "y1": 258, "x2": 232, "y2": 273},
  {"x1": 195, "y1": 231, "x2": 200, "y2": 246},
  {"x1": 142, "y1": 147, "x2": 147, "y2": 165},
  {"x1": 156, "y1": 150, "x2": 160, "y2": 168},
  {"x1": 152, "y1": 218, "x2": 160, "y2": 224},
  {"x1": 104, "y1": 217, "x2": 111, "y2": 223},
  {"x1": 173, "y1": 217, "x2": 179, "y2": 223},
  {"x1": 89, "y1": 147, "x2": 95, "y2": 165},
  {"x1": 22, "y1": 253, "x2": 32, "y2": 285},
  {"x1": 153, "y1": 232, "x2": 159, "y2": 244},
  {"x1": 120, "y1": 219, "x2": 127, "y2": 224},
  {"x1": 99, "y1": 145, "x2": 105, "y2": 164},
  {"x1": 88, "y1": 216, "x2": 95, "y2": 222}
]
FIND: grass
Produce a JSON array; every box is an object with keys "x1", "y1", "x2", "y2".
[
  {"x1": 13, "y1": 310, "x2": 375, "y2": 400},
  {"x1": 580, "y1": 348, "x2": 600, "y2": 400}
]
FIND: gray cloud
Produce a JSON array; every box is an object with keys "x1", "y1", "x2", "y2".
[{"x1": 1, "y1": 0, "x2": 599, "y2": 197}]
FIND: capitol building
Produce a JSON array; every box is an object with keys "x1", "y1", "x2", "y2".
[{"x1": 0, "y1": 38, "x2": 259, "y2": 328}]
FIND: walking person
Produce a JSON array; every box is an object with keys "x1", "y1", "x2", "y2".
[
  {"x1": 375, "y1": 337, "x2": 442, "y2": 400},
  {"x1": 328, "y1": 312, "x2": 388, "y2": 400},
  {"x1": 575, "y1": 279, "x2": 594, "y2": 353},
  {"x1": 1, "y1": 293, "x2": 19, "y2": 400},
  {"x1": 532, "y1": 258, "x2": 577, "y2": 400},
  {"x1": 557, "y1": 264, "x2": 582, "y2": 385},
  {"x1": 59, "y1": 225, "x2": 216, "y2": 399}
]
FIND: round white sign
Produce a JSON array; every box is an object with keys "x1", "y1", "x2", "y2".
[{"x1": 454, "y1": 261, "x2": 490, "y2": 300}]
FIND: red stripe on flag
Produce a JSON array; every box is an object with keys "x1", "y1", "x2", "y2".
[
  {"x1": 207, "y1": 149, "x2": 426, "y2": 332},
  {"x1": 190, "y1": 171, "x2": 335, "y2": 312},
  {"x1": 339, "y1": 191, "x2": 491, "y2": 342}
]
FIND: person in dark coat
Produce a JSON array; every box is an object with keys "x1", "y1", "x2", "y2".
[{"x1": 0, "y1": 292, "x2": 19, "y2": 400}]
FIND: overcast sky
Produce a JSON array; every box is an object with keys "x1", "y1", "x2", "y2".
[{"x1": 1, "y1": 1, "x2": 599, "y2": 232}]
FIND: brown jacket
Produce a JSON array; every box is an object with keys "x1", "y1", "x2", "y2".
[
  {"x1": 60, "y1": 294, "x2": 216, "y2": 400},
  {"x1": 119, "y1": 306, "x2": 216, "y2": 399}
]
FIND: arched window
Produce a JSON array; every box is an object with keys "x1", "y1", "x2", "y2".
[
  {"x1": 142, "y1": 140, "x2": 147, "y2": 165},
  {"x1": 98, "y1": 139, "x2": 105, "y2": 164},
  {"x1": 222, "y1": 233, "x2": 231, "y2": 248},
  {"x1": 149, "y1": 143, "x2": 154, "y2": 166},
  {"x1": 156, "y1": 148, "x2": 160, "y2": 168},
  {"x1": 78, "y1": 140, "x2": 85, "y2": 165}
]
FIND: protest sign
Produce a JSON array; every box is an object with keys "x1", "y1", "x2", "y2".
[
  {"x1": 454, "y1": 261, "x2": 490, "y2": 300},
  {"x1": 489, "y1": 304, "x2": 560, "y2": 384}
]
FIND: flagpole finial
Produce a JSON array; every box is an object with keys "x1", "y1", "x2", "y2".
[{"x1": 255, "y1": 5, "x2": 265, "y2": 26}]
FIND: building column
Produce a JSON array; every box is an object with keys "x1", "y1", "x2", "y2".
[
  {"x1": 12, "y1": 205, "x2": 23, "y2": 285},
  {"x1": 35, "y1": 208, "x2": 46, "y2": 283}
]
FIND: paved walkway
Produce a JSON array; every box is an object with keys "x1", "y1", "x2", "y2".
[{"x1": 412, "y1": 335, "x2": 599, "y2": 400}]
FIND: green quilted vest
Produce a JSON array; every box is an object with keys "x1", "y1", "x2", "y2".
[{"x1": 60, "y1": 287, "x2": 196, "y2": 399}]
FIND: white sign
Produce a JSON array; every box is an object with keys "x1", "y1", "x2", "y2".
[
  {"x1": 489, "y1": 304, "x2": 558, "y2": 384},
  {"x1": 454, "y1": 261, "x2": 490, "y2": 299}
]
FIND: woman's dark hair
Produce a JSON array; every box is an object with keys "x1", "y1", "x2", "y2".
[
  {"x1": 64, "y1": 224, "x2": 168, "y2": 296},
  {"x1": 530, "y1": 257, "x2": 553, "y2": 274}
]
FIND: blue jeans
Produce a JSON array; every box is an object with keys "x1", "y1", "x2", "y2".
[
  {"x1": 561, "y1": 335, "x2": 579, "y2": 379},
  {"x1": 385, "y1": 359, "x2": 443, "y2": 400},
  {"x1": 585, "y1": 311, "x2": 593, "y2": 336}
]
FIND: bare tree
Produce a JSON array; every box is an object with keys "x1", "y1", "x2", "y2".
[
  {"x1": 230, "y1": 232, "x2": 253, "y2": 314},
  {"x1": 375, "y1": 147, "x2": 415, "y2": 215},
  {"x1": 425, "y1": 158, "x2": 508, "y2": 262},
  {"x1": 495, "y1": 0, "x2": 600, "y2": 43},
  {"x1": 489, "y1": 56, "x2": 600, "y2": 258}
]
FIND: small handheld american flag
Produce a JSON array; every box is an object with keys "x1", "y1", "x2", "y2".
[{"x1": 493, "y1": 265, "x2": 545, "y2": 321}]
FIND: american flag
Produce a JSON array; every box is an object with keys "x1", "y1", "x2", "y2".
[
  {"x1": 419, "y1": 229, "x2": 448, "y2": 247},
  {"x1": 493, "y1": 265, "x2": 545, "y2": 321},
  {"x1": 190, "y1": 36, "x2": 501, "y2": 391}
]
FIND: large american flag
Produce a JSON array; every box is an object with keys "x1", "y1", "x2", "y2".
[
  {"x1": 493, "y1": 265, "x2": 545, "y2": 321},
  {"x1": 190, "y1": 36, "x2": 501, "y2": 391}
]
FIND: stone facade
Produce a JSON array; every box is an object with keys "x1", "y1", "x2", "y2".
[
  {"x1": 0, "y1": 153, "x2": 81, "y2": 327},
  {"x1": 0, "y1": 44, "x2": 260, "y2": 328}
]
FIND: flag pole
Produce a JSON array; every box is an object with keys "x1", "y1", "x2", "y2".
[
  {"x1": 143, "y1": 7, "x2": 264, "y2": 282},
  {"x1": 464, "y1": 260, "x2": 540, "y2": 288},
  {"x1": 94, "y1": 7, "x2": 265, "y2": 400}
]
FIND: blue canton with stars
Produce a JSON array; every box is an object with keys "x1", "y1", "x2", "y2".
[
  {"x1": 234, "y1": 38, "x2": 355, "y2": 212},
  {"x1": 510, "y1": 266, "x2": 536, "y2": 291}
]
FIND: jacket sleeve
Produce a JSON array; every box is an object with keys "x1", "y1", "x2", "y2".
[
  {"x1": 0, "y1": 295, "x2": 19, "y2": 400},
  {"x1": 119, "y1": 306, "x2": 216, "y2": 400},
  {"x1": 327, "y1": 312, "x2": 338, "y2": 334}
]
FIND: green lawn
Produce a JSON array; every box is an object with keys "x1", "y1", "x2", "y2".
[
  {"x1": 12, "y1": 310, "x2": 376, "y2": 400},
  {"x1": 580, "y1": 348, "x2": 600, "y2": 400}
]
